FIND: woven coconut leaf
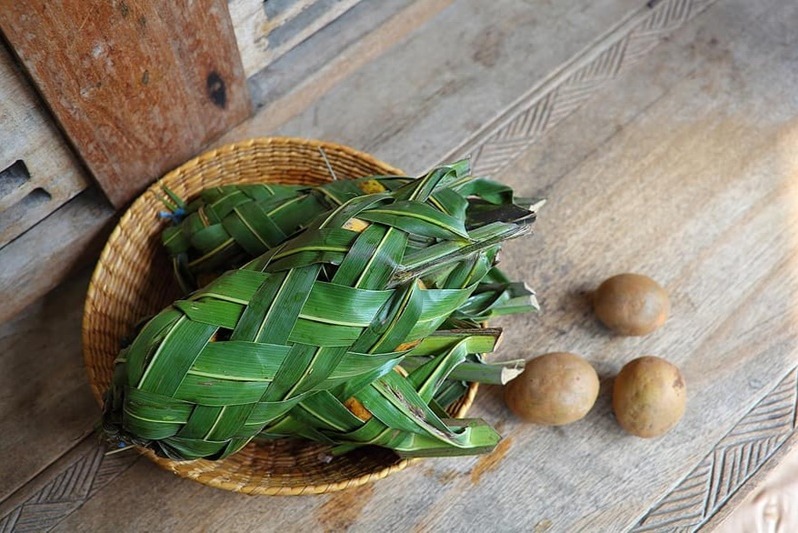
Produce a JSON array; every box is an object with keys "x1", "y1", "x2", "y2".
[
  {"x1": 104, "y1": 163, "x2": 537, "y2": 460},
  {"x1": 162, "y1": 176, "x2": 412, "y2": 290},
  {"x1": 160, "y1": 167, "x2": 543, "y2": 324}
]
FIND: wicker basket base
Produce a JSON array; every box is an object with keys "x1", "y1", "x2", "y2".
[{"x1": 82, "y1": 137, "x2": 478, "y2": 495}]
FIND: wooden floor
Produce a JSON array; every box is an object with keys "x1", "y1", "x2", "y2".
[{"x1": 2, "y1": 0, "x2": 798, "y2": 530}]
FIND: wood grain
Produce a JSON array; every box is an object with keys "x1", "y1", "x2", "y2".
[
  {"x1": 706, "y1": 431, "x2": 798, "y2": 531},
  {"x1": 442, "y1": 0, "x2": 716, "y2": 175},
  {"x1": 0, "y1": 270, "x2": 99, "y2": 503},
  {"x1": 3, "y1": 0, "x2": 798, "y2": 531},
  {"x1": 632, "y1": 368, "x2": 798, "y2": 531},
  {"x1": 241, "y1": 0, "x2": 644, "y2": 172},
  {"x1": 0, "y1": 188, "x2": 115, "y2": 325},
  {"x1": 0, "y1": 41, "x2": 89, "y2": 247},
  {"x1": 0, "y1": 438, "x2": 140, "y2": 532},
  {"x1": 221, "y1": 0, "x2": 456, "y2": 139},
  {"x1": 243, "y1": 0, "x2": 420, "y2": 108},
  {"x1": 0, "y1": 0, "x2": 251, "y2": 207},
  {"x1": 230, "y1": 0, "x2": 364, "y2": 78}
]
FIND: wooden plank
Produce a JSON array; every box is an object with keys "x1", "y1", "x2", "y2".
[
  {"x1": 244, "y1": 0, "x2": 419, "y2": 107},
  {"x1": 0, "y1": 0, "x2": 251, "y2": 208},
  {"x1": 0, "y1": 269, "x2": 99, "y2": 503},
  {"x1": 0, "y1": 41, "x2": 89, "y2": 247},
  {"x1": 230, "y1": 0, "x2": 364, "y2": 78},
  {"x1": 705, "y1": 432, "x2": 798, "y2": 531},
  {"x1": 226, "y1": 0, "x2": 644, "y2": 169},
  {"x1": 0, "y1": 188, "x2": 115, "y2": 325},
  {"x1": 222, "y1": 0, "x2": 455, "y2": 138},
  {"x1": 0, "y1": 438, "x2": 140, "y2": 532},
  {"x1": 634, "y1": 371, "x2": 798, "y2": 531}
]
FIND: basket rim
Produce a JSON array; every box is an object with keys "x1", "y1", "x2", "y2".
[{"x1": 81, "y1": 136, "x2": 479, "y2": 495}]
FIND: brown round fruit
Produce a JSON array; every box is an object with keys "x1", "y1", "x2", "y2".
[
  {"x1": 612, "y1": 356, "x2": 686, "y2": 438},
  {"x1": 504, "y1": 352, "x2": 600, "y2": 425},
  {"x1": 593, "y1": 273, "x2": 670, "y2": 336}
]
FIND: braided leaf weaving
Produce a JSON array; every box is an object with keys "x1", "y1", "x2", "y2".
[
  {"x1": 160, "y1": 163, "x2": 542, "y2": 322},
  {"x1": 161, "y1": 175, "x2": 412, "y2": 291},
  {"x1": 103, "y1": 163, "x2": 538, "y2": 460}
]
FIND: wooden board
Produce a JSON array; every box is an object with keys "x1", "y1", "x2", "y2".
[
  {"x1": 0, "y1": 0, "x2": 251, "y2": 207},
  {"x1": 222, "y1": 0, "x2": 643, "y2": 152},
  {"x1": 2, "y1": 0, "x2": 798, "y2": 530},
  {"x1": 0, "y1": 188, "x2": 115, "y2": 325},
  {"x1": 0, "y1": 41, "x2": 89, "y2": 247},
  {"x1": 229, "y1": 0, "x2": 365, "y2": 78},
  {"x1": 0, "y1": 270, "x2": 99, "y2": 504},
  {"x1": 229, "y1": 0, "x2": 456, "y2": 130},
  {"x1": 243, "y1": 0, "x2": 424, "y2": 108}
]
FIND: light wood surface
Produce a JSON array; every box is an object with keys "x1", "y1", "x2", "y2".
[
  {"x1": 2, "y1": 0, "x2": 798, "y2": 530},
  {"x1": 0, "y1": 0, "x2": 251, "y2": 207},
  {"x1": 0, "y1": 188, "x2": 116, "y2": 325}
]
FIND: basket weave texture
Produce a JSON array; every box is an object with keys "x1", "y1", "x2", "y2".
[{"x1": 83, "y1": 137, "x2": 477, "y2": 495}]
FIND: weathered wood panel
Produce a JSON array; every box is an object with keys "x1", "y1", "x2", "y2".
[
  {"x1": 225, "y1": 0, "x2": 455, "y2": 134},
  {"x1": 708, "y1": 432, "x2": 798, "y2": 531},
  {"x1": 243, "y1": 0, "x2": 421, "y2": 108},
  {"x1": 0, "y1": 0, "x2": 251, "y2": 207},
  {"x1": 0, "y1": 42, "x2": 89, "y2": 247},
  {"x1": 230, "y1": 0, "x2": 364, "y2": 78},
  {"x1": 243, "y1": 0, "x2": 645, "y2": 170},
  {"x1": 0, "y1": 188, "x2": 115, "y2": 325},
  {"x1": 0, "y1": 270, "x2": 98, "y2": 503}
]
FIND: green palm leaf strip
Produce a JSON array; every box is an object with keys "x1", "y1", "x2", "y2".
[
  {"x1": 161, "y1": 176, "x2": 412, "y2": 291},
  {"x1": 159, "y1": 164, "x2": 542, "y2": 326},
  {"x1": 104, "y1": 163, "x2": 536, "y2": 460}
]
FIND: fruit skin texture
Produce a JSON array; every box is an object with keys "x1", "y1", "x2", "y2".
[
  {"x1": 613, "y1": 356, "x2": 686, "y2": 438},
  {"x1": 593, "y1": 273, "x2": 670, "y2": 336},
  {"x1": 504, "y1": 352, "x2": 600, "y2": 425}
]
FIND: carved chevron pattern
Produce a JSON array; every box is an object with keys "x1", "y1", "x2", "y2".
[
  {"x1": 631, "y1": 368, "x2": 798, "y2": 532},
  {"x1": 0, "y1": 443, "x2": 139, "y2": 532},
  {"x1": 447, "y1": 0, "x2": 719, "y2": 179}
]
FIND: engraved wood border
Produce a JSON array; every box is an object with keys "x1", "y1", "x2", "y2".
[
  {"x1": 631, "y1": 368, "x2": 798, "y2": 532},
  {"x1": 1, "y1": 0, "x2": 755, "y2": 531},
  {"x1": 442, "y1": 0, "x2": 718, "y2": 176}
]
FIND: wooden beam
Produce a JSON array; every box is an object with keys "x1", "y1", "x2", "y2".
[
  {"x1": 0, "y1": 0, "x2": 251, "y2": 207},
  {"x1": 0, "y1": 41, "x2": 90, "y2": 246},
  {"x1": 0, "y1": 187, "x2": 115, "y2": 325},
  {"x1": 230, "y1": 0, "x2": 365, "y2": 78}
]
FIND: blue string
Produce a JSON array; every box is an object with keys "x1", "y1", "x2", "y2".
[{"x1": 158, "y1": 207, "x2": 186, "y2": 223}]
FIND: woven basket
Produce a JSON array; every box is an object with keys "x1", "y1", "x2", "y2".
[{"x1": 83, "y1": 137, "x2": 478, "y2": 495}]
